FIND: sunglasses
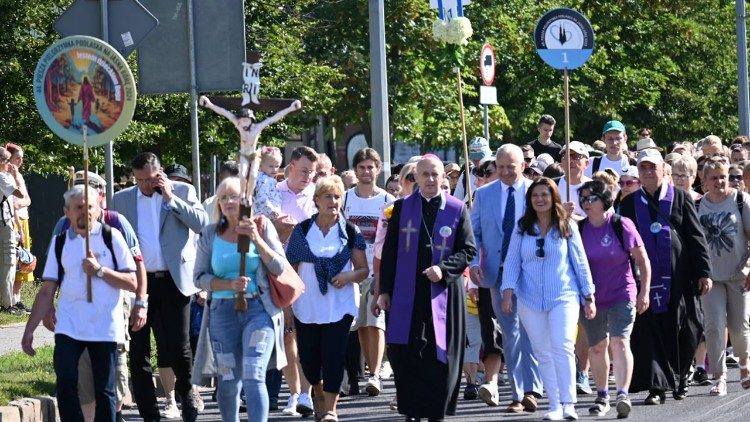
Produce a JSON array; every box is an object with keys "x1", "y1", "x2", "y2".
[
  {"x1": 535, "y1": 238, "x2": 545, "y2": 258},
  {"x1": 523, "y1": 168, "x2": 538, "y2": 176},
  {"x1": 579, "y1": 195, "x2": 600, "y2": 205},
  {"x1": 729, "y1": 175, "x2": 743, "y2": 182},
  {"x1": 618, "y1": 179, "x2": 640, "y2": 187},
  {"x1": 405, "y1": 173, "x2": 416, "y2": 183}
]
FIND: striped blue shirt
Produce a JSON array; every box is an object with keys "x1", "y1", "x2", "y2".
[{"x1": 501, "y1": 221, "x2": 595, "y2": 312}]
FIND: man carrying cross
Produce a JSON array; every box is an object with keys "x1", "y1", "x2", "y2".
[
  {"x1": 618, "y1": 149, "x2": 713, "y2": 405},
  {"x1": 378, "y1": 155, "x2": 476, "y2": 422}
]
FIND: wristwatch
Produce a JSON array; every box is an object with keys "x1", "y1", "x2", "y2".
[
  {"x1": 134, "y1": 299, "x2": 148, "y2": 309},
  {"x1": 96, "y1": 265, "x2": 105, "y2": 278}
]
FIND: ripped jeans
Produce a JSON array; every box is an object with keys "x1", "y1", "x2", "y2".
[{"x1": 209, "y1": 297, "x2": 274, "y2": 422}]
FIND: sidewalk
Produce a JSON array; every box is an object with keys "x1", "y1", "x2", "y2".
[{"x1": 0, "y1": 322, "x2": 54, "y2": 356}]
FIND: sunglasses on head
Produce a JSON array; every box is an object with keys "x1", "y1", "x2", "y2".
[
  {"x1": 618, "y1": 179, "x2": 640, "y2": 187},
  {"x1": 579, "y1": 194, "x2": 600, "y2": 205},
  {"x1": 405, "y1": 173, "x2": 416, "y2": 182},
  {"x1": 535, "y1": 238, "x2": 545, "y2": 258}
]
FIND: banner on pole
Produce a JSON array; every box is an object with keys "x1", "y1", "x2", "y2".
[
  {"x1": 534, "y1": 8, "x2": 594, "y2": 70},
  {"x1": 33, "y1": 35, "x2": 136, "y2": 147}
]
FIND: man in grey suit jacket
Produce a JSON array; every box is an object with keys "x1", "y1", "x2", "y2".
[
  {"x1": 469, "y1": 144, "x2": 542, "y2": 413},
  {"x1": 111, "y1": 152, "x2": 208, "y2": 422}
]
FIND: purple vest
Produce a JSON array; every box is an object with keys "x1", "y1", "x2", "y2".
[{"x1": 387, "y1": 192, "x2": 463, "y2": 363}]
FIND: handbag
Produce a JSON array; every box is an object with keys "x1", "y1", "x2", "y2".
[
  {"x1": 17, "y1": 246, "x2": 37, "y2": 275},
  {"x1": 254, "y1": 216, "x2": 305, "y2": 308}
]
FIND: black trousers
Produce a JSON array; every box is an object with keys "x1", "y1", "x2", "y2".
[
  {"x1": 129, "y1": 272, "x2": 192, "y2": 421},
  {"x1": 295, "y1": 315, "x2": 354, "y2": 394}
]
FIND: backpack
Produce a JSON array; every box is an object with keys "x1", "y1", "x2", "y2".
[
  {"x1": 695, "y1": 191, "x2": 745, "y2": 218},
  {"x1": 55, "y1": 223, "x2": 118, "y2": 284},
  {"x1": 578, "y1": 214, "x2": 638, "y2": 280},
  {"x1": 298, "y1": 217, "x2": 358, "y2": 250}
]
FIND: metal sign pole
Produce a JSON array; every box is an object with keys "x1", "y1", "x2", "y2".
[
  {"x1": 100, "y1": 0, "x2": 115, "y2": 205},
  {"x1": 83, "y1": 125, "x2": 93, "y2": 303},
  {"x1": 456, "y1": 67, "x2": 472, "y2": 208},
  {"x1": 563, "y1": 68, "x2": 571, "y2": 202},
  {"x1": 369, "y1": 0, "x2": 391, "y2": 186},
  {"x1": 483, "y1": 104, "x2": 489, "y2": 140},
  {"x1": 187, "y1": 0, "x2": 202, "y2": 198}
]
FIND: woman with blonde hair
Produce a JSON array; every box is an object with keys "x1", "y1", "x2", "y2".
[{"x1": 192, "y1": 176, "x2": 289, "y2": 422}]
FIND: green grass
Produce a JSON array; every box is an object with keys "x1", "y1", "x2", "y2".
[
  {"x1": 0, "y1": 281, "x2": 42, "y2": 326},
  {"x1": 0, "y1": 345, "x2": 55, "y2": 405}
]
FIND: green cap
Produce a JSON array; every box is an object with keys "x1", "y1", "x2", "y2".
[{"x1": 602, "y1": 120, "x2": 626, "y2": 135}]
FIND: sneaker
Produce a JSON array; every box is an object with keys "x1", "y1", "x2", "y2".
[
  {"x1": 282, "y1": 393, "x2": 300, "y2": 416},
  {"x1": 389, "y1": 397, "x2": 398, "y2": 411},
  {"x1": 544, "y1": 408, "x2": 563, "y2": 421},
  {"x1": 0, "y1": 306, "x2": 23, "y2": 316},
  {"x1": 296, "y1": 392, "x2": 314, "y2": 417},
  {"x1": 463, "y1": 383, "x2": 478, "y2": 400},
  {"x1": 691, "y1": 367, "x2": 711, "y2": 386},
  {"x1": 726, "y1": 348, "x2": 739, "y2": 367},
  {"x1": 365, "y1": 375, "x2": 382, "y2": 396},
  {"x1": 192, "y1": 390, "x2": 204, "y2": 412},
  {"x1": 575, "y1": 371, "x2": 592, "y2": 395},
  {"x1": 615, "y1": 394, "x2": 632, "y2": 419},
  {"x1": 12, "y1": 302, "x2": 31, "y2": 315},
  {"x1": 588, "y1": 397, "x2": 610, "y2": 416},
  {"x1": 475, "y1": 370, "x2": 486, "y2": 385},
  {"x1": 477, "y1": 383, "x2": 499, "y2": 406},
  {"x1": 161, "y1": 398, "x2": 180, "y2": 419},
  {"x1": 379, "y1": 361, "x2": 393, "y2": 379},
  {"x1": 562, "y1": 403, "x2": 578, "y2": 420}
]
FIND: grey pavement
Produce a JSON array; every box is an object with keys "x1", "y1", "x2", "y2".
[
  {"x1": 0, "y1": 322, "x2": 53, "y2": 356},
  {"x1": 124, "y1": 367, "x2": 750, "y2": 421}
]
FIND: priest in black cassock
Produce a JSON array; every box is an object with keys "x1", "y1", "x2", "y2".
[
  {"x1": 619, "y1": 150, "x2": 712, "y2": 405},
  {"x1": 377, "y1": 155, "x2": 476, "y2": 422}
]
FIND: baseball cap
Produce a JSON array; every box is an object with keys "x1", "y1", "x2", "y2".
[
  {"x1": 445, "y1": 163, "x2": 461, "y2": 174},
  {"x1": 535, "y1": 153, "x2": 554, "y2": 167},
  {"x1": 468, "y1": 137, "x2": 492, "y2": 161},
  {"x1": 636, "y1": 137, "x2": 662, "y2": 152},
  {"x1": 560, "y1": 141, "x2": 590, "y2": 158},
  {"x1": 602, "y1": 120, "x2": 626, "y2": 135},
  {"x1": 74, "y1": 171, "x2": 106, "y2": 190},
  {"x1": 165, "y1": 163, "x2": 192, "y2": 182},
  {"x1": 528, "y1": 160, "x2": 547, "y2": 175},
  {"x1": 619, "y1": 166, "x2": 638, "y2": 178},
  {"x1": 637, "y1": 149, "x2": 664, "y2": 165}
]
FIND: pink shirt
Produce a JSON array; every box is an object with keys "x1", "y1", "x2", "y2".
[{"x1": 277, "y1": 179, "x2": 316, "y2": 223}]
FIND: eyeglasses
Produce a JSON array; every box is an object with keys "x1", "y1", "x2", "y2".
[
  {"x1": 564, "y1": 153, "x2": 587, "y2": 161},
  {"x1": 535, "y1": 238, "x2": 545, "y2": 258},
  {"x1": 524, "y1": 157, "x2": 534, "y2": 163},
  {"x1": 729, "y1": 175, "x2": 743, "y2": 182},
  {"x1": 618, "y1": 179, "x2": 640, "y2": 187},
  {"x1": 405, "y1": 173, "x2": 416, "y2": 183},
  {"x1": 579, "y1": 195, "x2": 600, "y2": 205},
  {"x1": 218, "y1": 194, "x2": 241, "y2": 203},
  {"x1": 672, "y1": 173, "x2": 692, "y2": 181}
]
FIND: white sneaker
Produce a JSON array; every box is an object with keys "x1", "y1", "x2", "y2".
[
  {"x1": 191, "y1": 389, "x2": 204, "y2": 412},
  {"x1": 379, "y1": 362, "x2": 393, "y2": 379},
  {"x1": 282, "y1": 393, "x2": 300, "y2": 416},
  {"x1": 296, "y1": 392, "x2": 314, "y2": 417},
  {"x1": 544, "y1": 408, "x2": 563, "y2": 420},
  {"x1": 365, "y1": 375, "x2": 382, "y2": 396},
  {"x1": 562, "y1": 403, "x2": 578, "y2": 420},
  {"x1": 161, "y1": 398, "x2": 180, "y2": 419},
  {"x1": 477, "y1": 383, "x2": 499, "y2": 406},
  {"x1": 389, "y1": 397, "x2": 398, "y2": 411}
]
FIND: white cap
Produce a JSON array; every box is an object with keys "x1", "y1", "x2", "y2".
[
  {"x1": 74, "y1": 171, "x2": 106, "y2": 190},
  {"x1": 636, "y1": 149, "x2": 664, "y2": 165}
]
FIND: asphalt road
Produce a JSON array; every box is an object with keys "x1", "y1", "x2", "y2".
[
  {"x1": 123, "y1": 367, "x2": 750, "y2": 421},
  {"x1": 0, "y1": 322, "x2": 54, "y2": 356}
]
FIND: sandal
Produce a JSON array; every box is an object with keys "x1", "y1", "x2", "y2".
[
  {"x1": 709, "y1": 377, "x2": 727, "y2": 396},
  {"x1": 740, "y1": 364, "x2": 750, "y2": 390},
  {"x1": 319, "y1": 411, "x2": 338, "y2": 422}
]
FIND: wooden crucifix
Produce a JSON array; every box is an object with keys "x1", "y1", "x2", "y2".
[{"x1": 199, "y1": 51, "x2": 302, "y2": 311}]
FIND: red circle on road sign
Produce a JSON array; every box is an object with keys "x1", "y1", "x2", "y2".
[{"x1": 480, "y1": 44, "x2": 495, "y2": 86}]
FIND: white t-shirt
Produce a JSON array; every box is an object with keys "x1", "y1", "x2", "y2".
[
  {"x1": 42, "y1": 222, "x2": 137, "y2": 343},
  {"x1": 585, "y1": 155, "x2": 630, "y2": 178},
  {"x1": 0, "y1": 172, "x2": 16, "y2": 224},
  {"x1": 292, "y1": 222, "x2": 358, "y2": 324},
  {"x1": 343, "y1": 187, "x2": 394, "y2": 276},
  {"x1": 558, "y1": 176, "x2": 592, "y2": 218}
]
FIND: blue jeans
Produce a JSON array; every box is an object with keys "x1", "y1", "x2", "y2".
[
  {"x1": 209, "y1": 298, "x2": 275, "y2": 422},
  {"x1": 54, "y1": 334, "x2": 117, "y2": 422}
]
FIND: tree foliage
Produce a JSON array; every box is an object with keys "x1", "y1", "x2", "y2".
[{"x1": 0, "y1": 0, "x2": 743, "y2": 175}]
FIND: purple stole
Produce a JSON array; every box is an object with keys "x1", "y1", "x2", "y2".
[
  {"x1": 634, "y1": 184, "x2": 674, "y2": 314},
  {"x1": 387, "y1": 192, "x2": 463, "y2": 363}
]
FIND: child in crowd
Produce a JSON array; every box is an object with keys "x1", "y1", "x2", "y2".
[{"x1": 254, "y1": 146, "x2": 283, "y2": 219}]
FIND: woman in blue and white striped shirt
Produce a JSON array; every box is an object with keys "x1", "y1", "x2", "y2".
[{"x1": 501, "y1": 177, "x2": 596, "y2": 421}]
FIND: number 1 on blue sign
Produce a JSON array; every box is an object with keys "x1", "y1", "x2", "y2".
[{"x1": 562, "y1": 52, "x2": 568, "y2": 63}]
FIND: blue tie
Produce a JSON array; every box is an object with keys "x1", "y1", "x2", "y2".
[{"x1": 500, "y1": 186, "x2": 515, "y2": 261}]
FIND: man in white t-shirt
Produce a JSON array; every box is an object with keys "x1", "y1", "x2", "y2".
[
  {"x1": 559, "y1": 141, "x2": 592, "y2": 220},
  {"x1": 586, "y1": 120, "x2": 632, "y2": 177},
  {"x1": 21, "y1": 185, "x2": 137, "y2": 421},
  {"x1": 343, "y1": 148, "x2": 395, "y2": 397}
]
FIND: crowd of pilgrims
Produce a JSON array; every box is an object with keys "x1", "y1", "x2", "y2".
[{"x1": 15, "y1": 114, "x2": 750, "y2": 422}]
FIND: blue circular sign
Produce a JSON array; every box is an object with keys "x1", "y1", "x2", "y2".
[{"x1": 534, "y1": 8, "x2": 595, "y2": 70}]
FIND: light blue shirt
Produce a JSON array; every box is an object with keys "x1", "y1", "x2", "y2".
[
  {"x1": 211, "y1": 236, "x2": 260, "y2": 299},
  {"x1": 501, "y1": 221, "x2": 595, "y2": 312}
]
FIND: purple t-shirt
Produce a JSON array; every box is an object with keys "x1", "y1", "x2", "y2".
[{"x1": 581, "y1": 214, "x2": 643, "y2": 310}]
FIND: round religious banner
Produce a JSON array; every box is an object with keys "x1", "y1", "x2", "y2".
[
  {"x1": 33, "y1": 35, "x2": 136, "y2": 147},
  {"x1": 534, "y1": 8, "x2": 595, "y2": 70}
]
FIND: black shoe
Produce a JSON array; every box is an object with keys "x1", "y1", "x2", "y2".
[
  {"x1": 405, "y1": 417, "x2": 420, "y2": 422},
  {"x1": 0, "y1": 306, "x2": 23, "y2": 316},
  {"x1": 463, "y1": 383, "x2": 478, "y2": 400},
  {"x1": 12, "y1": 302, "x2": 31, "y2": 315},
  {"x1": 269, "y1": 396, "x2": 279, "y2": 411},
  {"x1": 691, "y1": 367, "x2": 711, "y2": 386},
  {"x1": 180, "y1": 392, "x2": 198, "y2": 422},
  {"x1": 673, "y1": 386, "x2": 688, "y2": 400},
  {"x1": 348, "y1": 384, "x2": 360, "y2": 396},
  {"x1": 644, "y1": 390, "x2": 665, "y2": 405}
]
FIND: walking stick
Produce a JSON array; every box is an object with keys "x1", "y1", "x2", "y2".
[
  {"x1": 455, "y1": 66, "x2": 472, "y2": 208},
  {"x1": 83, "y1": 125, "x2": 92, "y2": 302},
  {"x1": 235, "y1": 151, "x2": 261, "y2": 311}
]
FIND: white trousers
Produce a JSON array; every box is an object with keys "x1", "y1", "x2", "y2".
[{"x1": 517, "y1": 299, "x2": 579, "y2": 407}]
